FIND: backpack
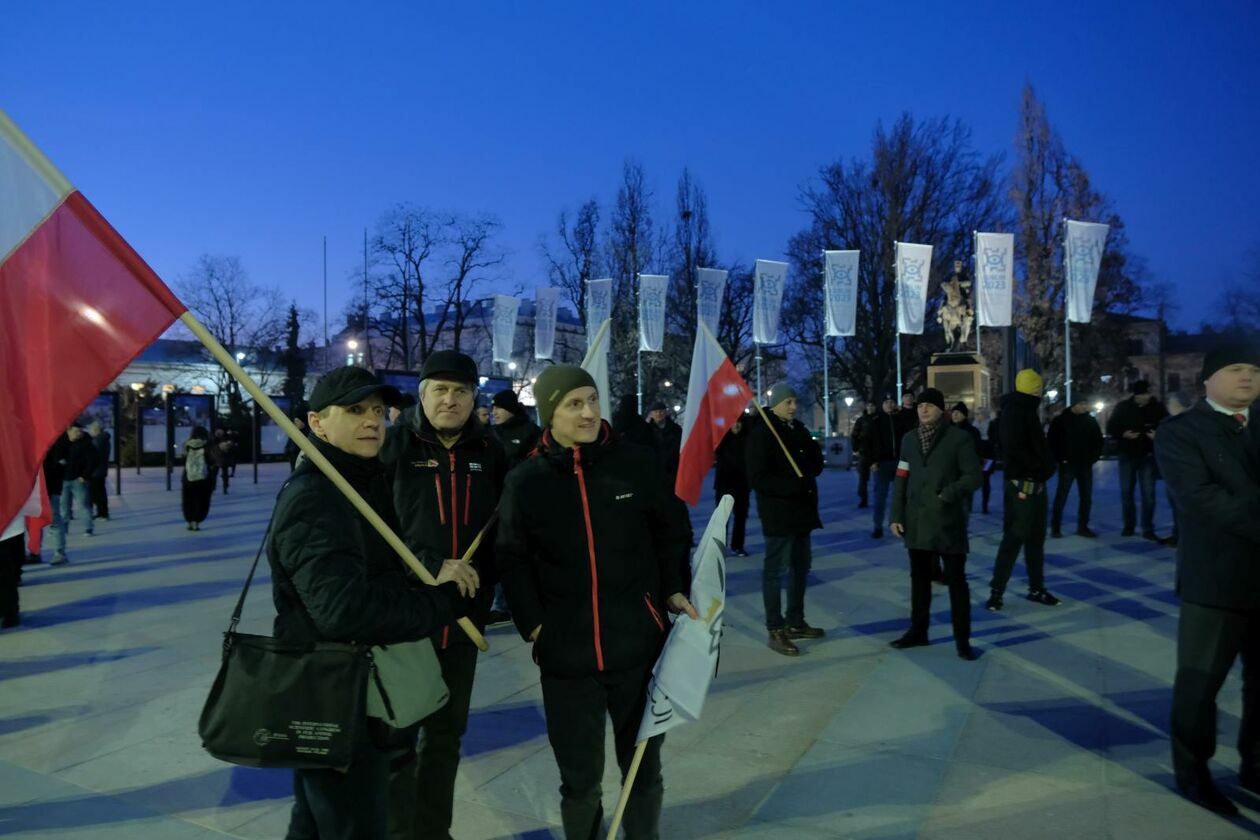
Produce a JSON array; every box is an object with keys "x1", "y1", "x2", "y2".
[{"x1": 186, "y1": 444, "x2": 208, "y2": 481}]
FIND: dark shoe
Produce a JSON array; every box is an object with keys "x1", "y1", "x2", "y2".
[
  {"x1": 1027, "y1": 588, "x2": 1062, "y2": 607},
  {"x1": 985, "y1": 590, "x2": 1003, "y2": 612},
  {"x1": 871, "y1": 527, "x2": 883, "y2": 539},
  {"x1": 186, "y1": 523, "x2": 194, "y2": 531},
  {"x1": 486, "y1": 609, "x2": 512, "y2": 626},
  {"x1": 785, "y1": 623, "x2": 825, "y2": 640},
  {"x1": 1177, "y1": 773, "x2": 1238, "y2": 817},
  {"x1": 767, "y1": 630, "x2": 801, "y2": 656},
  {"x1": 1050, "y1": 528, "x2": 1063, "y2": 539},
  {"x1": 1143, "y1": 531, "x2": 1161, "y2": 542},
  {"x1": 956, "y1": 644, "x2": 978, "y2": 661},
  {"x1": 1, "y1": 614, "x2": 19, "y2": 629},
  {"x1": 192, "y1": 522, "x2": 201, "y2": 531},
  {"x1": 24, "y1": 552, "x2": 40, "y2": 565},
  {"x1": 1076, "y1": 527, "x2": 1098, "y2": 538},
  {"x1": 890, "y1": 632, "x2": 929, "y2": 649},
  {"x1": 1121, "y1": 527, "x2": 1135, "y2": 537}
]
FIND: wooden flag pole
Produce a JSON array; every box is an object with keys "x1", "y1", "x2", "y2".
[
  {"x1": 179, "y1": 311, "x2": 489, "y2": 652},
  {"x1": 606, "y1": 739, "x2": 649, "y2": 839},
  {"x1": 751, "y1": 401, "x2": 803, "y2": 478}
]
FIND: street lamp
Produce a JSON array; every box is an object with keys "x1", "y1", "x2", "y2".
[
  {"x1": 346, "y1": 340, "x2": 358, "y2": 351},
  {"x1": 1094, "y1": 401, "x2": 1105, "y2": 414},
  {"x1": 844, "y1": 396, "x2": 854, "y2": 408},
  {"x1": 235, "y1": 351, "x2": 246, "y2": 362},
  {"x1": 663, "y1": 380, "x2": 672, "y2": 388},
  {"x1": 1046, "y1": 389, "x2": 1059, "y2": 403},
  {"x1": 508, "y1": 362, "x2": 518, "y2": 371}
]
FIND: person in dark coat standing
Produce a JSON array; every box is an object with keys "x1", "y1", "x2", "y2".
[
  {"x1": 851, "y1": 402, "x2": 877, "y2": 508},
  {"x1": 496, "y1": 365, "x2": 695, "y2": 840},
  {"x1": 714, "y1": 417, "x2": 751, "y2": 557},
  {"x1": 1155, "y1": 341, "x2": 1260, "y2": 817},
  {"x1": 890, "y1": 389, "x2": 982, "y2": 660},
  {"x1": 1107, "y1": 380, "x2": 1169, "y2": 540},
  {"x1": 982, "y1": 407, "x2": 1003, "y2": 514},
  {"x1": 747, "y1": 383, "x2": 826, "y2": 656},
  {"x1": 611, "y1": 395, "x2": 653, "y2": 447},
  {"x1": 270, "y1": 366, "x2": 476, "y2": 839},
  {"x1": 60, "y1": 424, "x2": 97, "y2": 541},
  {"x1": 211, "y1": 429, "x2": 234, "y2": 494},
  {"x1": 42, "y1": 433, "x2": 68, "y2": 565},
  {"x1": 283, "y1": 416, "x2": 307, "y2": 471},
  {"x1": 87, "y1": 421, "x2": 111, "y2": 520},
  {"x1": 985, "y1": 370, "x2": 1061, "y2": 611},
  {"x1": 862, "y1": 396, "x2": 900, "y2": 539},
  {"x1": 1048, "y1": 397, "x2": 1104, "y2": 538},
  {"x1": 181, "y1": 426, "x2": 215, "y2": 530},
  {"x1": 949, "y1": 402, "x2": 983, "y2": 515},
  {"x1": 646, "y1": 400, "x2": 683, "y2": 487},
  {"x1": 491, "y1": 389, "x2": 541, "y2": 469}
]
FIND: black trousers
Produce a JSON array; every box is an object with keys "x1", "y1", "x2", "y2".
[
  {"x1": 182, "y1": 477, "x2": 214, "y2": 523},
  {"x1": 1050, "y1": 463, "x2": 1093, "y2": 531},
  {"x1": 288, "y1": 732, "x2": 391, "y2": 839},
  {"x1": 907, "y1": 550, "x2": 970, "y2": 647},
  {"x1": 541, "y1": 664, "x2": 664, "y2": 840},
  {"x1": 989, "y1": 483, "x2": 1047, "y2": 594},
  {"x1": 857, "y1": 455, "x2": 873, "y2": 503},
  {"x1": 89, "y1": 475, "x2": 109, "y2": 518},
  {"x1": 980, "y1": 466, "x2": 994, "y2": 512},
  {"x1": 717, "y1": 484, "x2": 750, "y2": 551},
  {"x1": 0, "y1": 535, "x2": 22, "y2": 620},
  {"x1": 1172, "y1": 601, "x2": 1260, "y2": 782}
]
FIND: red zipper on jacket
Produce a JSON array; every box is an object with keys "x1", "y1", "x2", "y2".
[
  {"x1": 644, "y1": 592, "x2": 665, "y2": 632},
  {"x1": 444, "y1": 449, "x2": 460, "y2": 650},
  {"x1": 573, "y1": 447, "x2": 605, "y2": 671},
  {"x1": 434, "y1": 474, "x2": 446, "y2": 525}
]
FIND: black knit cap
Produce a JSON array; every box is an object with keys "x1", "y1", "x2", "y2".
[
  {"x1": 309, "y1": 367, "x2": 402, "y2": 412},
  {"x1": 951, "y1": 401, "x2": 969, "y2": 416},
  {"x1": 534, "y1": 365, "x2": 597, "y2": 427},
  {"x1": 1201, "y1": 340, "x2": 1260, "y2": 382},
  {"x1": 916, "y1": 388, "x2": 946, "y2": 412},
  {"x1": 419, "y1": 350, "x2": 478, "y2": 385},
  {"x1": 492, "y1": 389, "x2": 522, "y2": 410},
  {"x1": 1130, "y1": 380, "x2": 1150, "y2": 395}
]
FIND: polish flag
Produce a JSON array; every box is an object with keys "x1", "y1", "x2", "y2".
[
  {"x1": 674, "y1": 322, "x2": 754, "y2": 506},
  {"x1": 25, "y1": 475, "x2": 51, "y2": 556},
  {"x1": 0, "y1": 110, "x2": 186, "y2": 529}
]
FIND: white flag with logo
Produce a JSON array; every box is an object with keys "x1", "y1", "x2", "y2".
[
  {"x1": 636, "y1": 495, "x2": 731, "y2": 743},
  {"x1": 823, "y1": 250, "x2": 859, "y2": 337},
  {"x1": 974, "y1": 232, "x2": 1014, "y2": 327},
  {"x1": 492, "y1": 295, "x2": 519, "y2": 364},
  {"x1": 753, "y1": 259, "x2": 788, "y2": 345},
  {"x1": 534, "y1": 287, "x2": 560, "y2": 360},
  {"x1": 580, "y1": 317, "x2": 612, "y2": 423},
  {"x1": 586, "y1": 278, "x2": 613, "y2": 350},
  {"x1": 1065, "y1": 220, "x2": 1109, "y2": 324},
  {"x1": 638, "y1": 274, "x2": 668, "y2": 352},
  {"x1": 895, "y1": 242, "x2": 932, "y2": 335},
  {"x1": 696, "y1": 267, "x2": 727, "y2": 338}
]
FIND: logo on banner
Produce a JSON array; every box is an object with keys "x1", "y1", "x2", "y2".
[
  {"x1": 536, "y1": 298, "x2": 555, "y2": 320},
  {"x1": 827, "y1": 262, "x2": 855, "y2": 300},
  {"x1": 642, "y1": 285, "x2": 665, "y2": 312},
  {"x1": 900, "y1": 258, "x2": 925, "y2": 304},
  {"x1": 589, "y1": 288, "x2": 609, "y2": 313},
  {"x1": 1069, "y1": 234, "x2": 1103, "y2": 286},
  {"x1": 755, "y1": 272, "x2": 782, "y2": 322},
  {"x1": 981, "y1": 246, "x2": 1007, "y2": 290}
]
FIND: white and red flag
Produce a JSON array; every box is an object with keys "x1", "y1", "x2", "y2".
[
  {"x1": 0, "y1": 110, "x2": 186, "y2": 529},
  {"x1": 674, "y1": 322, "x2": 754, "y2": 506}
]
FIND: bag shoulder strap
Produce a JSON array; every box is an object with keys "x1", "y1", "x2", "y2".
[{"x1": 225, "y1": 480, "x2": 292, "y2": 638}]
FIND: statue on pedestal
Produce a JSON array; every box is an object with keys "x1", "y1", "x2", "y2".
[{"x1": 937, "y1": 260, "x2": 974, "y2": 352}]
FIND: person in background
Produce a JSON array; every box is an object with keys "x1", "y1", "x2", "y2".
[
  {"x1": 1047, "y1": 396, "x2": 1104, "y2": 538},
  {"x1": 1160, "y1": 391, "x2": 1195, "y2": 548},
  {"x1": 714, "y1": 417, "x2": 751, "y2": 557},
  {"x1": 181, "y1": 426, "x2": 215, "y2": 531},
  {"x1": 852, "y1": 401, "x2": 876, "y2": 508},
  {"x1": 1107, "y1": 380, "x2": 1169, "y2": 540},
  {"x1": 475, "y1": 402, "x2": 492, "y2": 426},
  {"x1": 487, "y1": 388, "x2": 542, "y2": 626},
  {"x1": 42, "y1": 432, "x2": 69, "y2": 565},
  {"x1": 949, "y1": 402, "x2": 983, "y2": 515},
  {"x1": 60, "y1": 424, "x2": 97, "y2": 543},
  {"x1": 212, "y1": 429, "x2": 234, "y2": 494},
  {"x1": 983, "y1": 407, "x2": 1003, "y2": 514},
  {"x1": 87, "y1": 421, "x2": 111, "y2": 520},
  {"x1": 863, "y1": 396, "x2": 900, "y2": 539}
]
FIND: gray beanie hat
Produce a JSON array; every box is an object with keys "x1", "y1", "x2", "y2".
[
  {"x1": 766, "y1": 382, "x2": 798, "y2": 409},
  {"x1": 534, "y1": 365, "x2": 598, "y2": 427}
]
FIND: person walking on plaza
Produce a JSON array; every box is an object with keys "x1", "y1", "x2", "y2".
[
  {"x1": 1155, "y1": 341, "x2": 1260, "y2": 817},
  {"x1": 270, "y1": 366, "x2": 477, "y2": 839},
  {"x1": 889, "y1": 388, "x2": 982, "y2": 660},
  {"x1": 212, "y1": 428, "x2": 234, "y2": 494},
  {"x1": 1047, "y1": 397, "x2": 1104, "y2": 538},
  {"x1": 496, "y1": 365, "x2": 696, "y2": 840},
  {"x1": 852, "y1": 401, "x2": 876, "y2": 508},
  {"x1": 87, "y1": 421, "x2": 111, "y2": 520},
  {"x1": 714, "y1": 417, "x2": 751, "y2": 557},
  {"x1": 181, "y1": 426, "x2": 215, "y2": 531},
  {"x1": 747, "y1": 383, "x2": 826, "y2": 656},
  {"x1": 380, "y1": 350, "x2": 507, "y2": 840},
  {"x1": 1107, "y1": 380, "x2": 1169, "y2": 540},
  {"x1": 985, "y1": 370, "x2": 1061, "y2": 611},
  {"x1": 60, "y1": 424, "x2": 97, "y2": 542}
]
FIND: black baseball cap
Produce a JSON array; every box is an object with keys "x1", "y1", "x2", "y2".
[
  {"x1": 309, "y1": 367, "x2": 402, "y2": 412},
  {"x1": 419, "y1": 350, "x2": 479, "y2": 385}
]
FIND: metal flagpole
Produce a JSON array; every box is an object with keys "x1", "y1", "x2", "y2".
[
  {"x1": 973, "y1": 231, "x2": 981, "y2": 353},
  {"x1": 636, "y1": 273, "x2": 643, "y2": 415},
  {"x1": 821, "y1": 254, "x2": 830, "y2": 437},
  {"x1": 756, "y1": 347, "x2": 763, "y2": 403},
  {"x1": 322, "y1": 235, "x2": 328, "y2": 373},
  {"x1": 893, "y1": 242, "x2": 903, "y2": 399},
  {"x1": 363, "y1": 228, "x2": 371, "y2": 370},
  {"x1": 1063, "y1": 219, "x2": 1073, "y2": 406}
]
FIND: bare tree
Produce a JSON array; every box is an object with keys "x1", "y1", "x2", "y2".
[
  {"x1": 540, "y1": 199, "x2": 601, "y2": 333},
  {"x1": 604, "y1": 160, "x2": 662, "y2": 398},
  {"x1": 369, "y1": 205, "x2": 443, "y2": 370},
  {"x1": 440, "y1": 213, "x2": 506, "y2": 352}
]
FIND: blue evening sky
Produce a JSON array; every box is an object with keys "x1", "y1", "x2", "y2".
[{"x1": 4, "y1": 1, "x2": 1256, "y2": 334}]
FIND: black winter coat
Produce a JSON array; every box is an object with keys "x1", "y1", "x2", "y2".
[
  {"x1": 955, "y1": 420, "x2": 983, "y2": 456},
  {"x1": 997, "y1": 392, "x2": 1055, "y2": 483},
  {"x1": 649, "y1": 418, "x2": 683, "y2": 483},
  {"x1": 43, "y1": 434, "x2": 68, "y2": 496},
  {"x1": 714, "y1": 427, "x2": 748, "y2": 493},
  {"x1": 861, "y1": 410, "x2": 899, "y2": 463},
  {"x1": 1156, "y1": 401, "x2": 1260, "y2": 611},
  {"x1": 892, "y1": 424, "x2": 982, "y2": 554},
  {"x1": 91, "y1": 432, "x2": 111, "y2": 479},
  {"x1": 493, "y1": 414, "x2": 542, "y2": 470},
  {"x1": 495, "y1": 423, "x2": 688, "y2": 677},
  {"x1": 63, "y1": 436, "x2": 99, "y2": 482},
  {"x1": 746, "y1": 411, "x2": 824, "y2": 536},
  {"x1": 1107, "y1": 397, "x2": 1169, "y2": 460},
  {"x1": 1048, "y1": 410, "x2": 1104, "y2": 466},
  {"x1": 851, "y1": 412, "x2": 876, "y2": 460}
]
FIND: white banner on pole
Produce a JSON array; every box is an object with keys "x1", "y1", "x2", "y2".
[
  {"x1": 895, "y1": 242, "x2": 932, "y2": 335},
  {"x1": 823, "y1": 250, "x2": 859, "y2": 337},
  {"x1": 753, "y1": 259, "x2": 788, "y2": 345},
  {"x1": 586, "y1": 278, "x2": 613, "y2": 350},
  {"x1": 1065, "y1": 220, "x2": 1109, "y2": 324},
  {"x1": 974, "y1": 232, "x2": 1014, "y2": 327},
  {"x1": 534, "y1": 287, "x2": 560, "y2": 360},
  {"x1": 696, "y1": 267, "x2": 727, "y2": 338},
  {"x1": 638, "y1": 274, "x2": 668, "y2": 352},
  {"x1": 492, "y1": 294, "x2": 519, "y2": 364}
]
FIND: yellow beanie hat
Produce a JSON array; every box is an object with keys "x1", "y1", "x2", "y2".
[{"x1": 1015, "y1": 369, "x2": 1043, "y2": 395}]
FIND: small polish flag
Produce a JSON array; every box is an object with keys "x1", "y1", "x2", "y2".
[{"x1": 896, "y1": 460, "x2": 910, "y2": 478}]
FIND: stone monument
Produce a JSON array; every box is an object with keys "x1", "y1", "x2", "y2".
[{"x1": 928, "y1": 261, "x2": 991, "y2": 412}]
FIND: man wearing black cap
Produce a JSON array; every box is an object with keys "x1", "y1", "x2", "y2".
[
  {"x1": 1107, "y1": 380, "x2": 1169, "y2": 539},
  {"x1": 1048, "y1": 397, "x2": 1104, "y2": 538},
  {"x1": 646, "y1": 400, "x2": 683, "y2": 488},
  {"x1": 949, "y1": 402, "x2": 983, "y2": 515},
  {"x1": 380, "y1": 350, "x2": 508, "y2": 840},
  {"x1": 271, "y1": 366, "x2": 477, "y2": 838},
  {"x1": 1156, "y1": 341, "x2": 1260, "y2": 816},
  {"x1": 862, "y1": 395, "x2": 901, "y2": 539},
  {"x1": 496, "y1": 365, "x2": 695, "y2": 840},
  {"x1": 491, "y1": 389, "x2": 541, "y2": 469}
]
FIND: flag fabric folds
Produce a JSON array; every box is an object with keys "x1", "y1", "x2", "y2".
[
  {"x1": 823, "y1": 250, "x2": 859, "y2": 337},
  {"x1": 585, "y1": 278, "x2": 613, "y2": 350},
  {"x1": 753, "y1": 259, "x2": 788, "y2": 344},
  {"x1": 974, "y1": 232, "x2": 1014, "y2": 327},
  {"x1": 534, "y1": 287, "x2": 559, "y2": 360},
  {"x1": 580, "y1": 317, "x2": 612, "y2": 424},
  {"x1": 491, "y1": 295, "x2": 519, "y2": 363},
  {"x1": 695, "y1": 267, "x2": 727, "y2": 338},
  {"x1": 895, "y1": 241, "x2": 933, "y2": 335},
  {"x1": 637, "y1": 274, "x2": 668, "y2": 352},
  {"x1": 0, "y1": 109, "x2": 186, "y2": 530},
  {"x1": 674, "y1": 322, "x2": 754, "y2": 506},
  {"x1": 1065, "y1": 220, "x2": 1109, "y2": 324}
]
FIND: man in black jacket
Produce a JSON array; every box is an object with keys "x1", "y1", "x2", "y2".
[
  {"x1": 851, "y1": 402, "x2": 876, "y2": 507},
  {"x1": 42, "y1": 432, "x2": 68, "y2": 565},
  {"x1": 491, "y1": 388, "x2": 541, "y2": 469},
  {"x1": 862, "y1": 396, "x2": 900, "y2": 539},
  {"x1": 496, "y1": 365, "x2": 695, "y2": 840},
  {"x1": 714, "y1": 417, "x2": 751, "y2": 556},
  {"x1": 747, "y1": 382, "x2": 826, "y2": 656},
  {"x1": 59, "y1": 424, "x2": 97, "y2": 543},
  {"x1": 270, "y1": 366, "x2": 476, "y2": 839},
  {"x1": 1048, "y1": 397, "x2": 1104, "y2": 538},
  {"x1": 950, "y1": 402, "x2": 983, "y2": 515},
  {"x1": 1156, "y1": 342, "x2": 1260, "y2": 816},
  {"x1": 87, "y1": 421, "x2": 111, "y2": 520},
  {"x1": 1107, "y1": 380, "x2": 1169, "y2": 539},
  {"x1": 379, "y1": 350, "x2": 507, "y2": 840},
  {"x1": 986, "y1": 370, "x2": 1061, "y2": 611}
]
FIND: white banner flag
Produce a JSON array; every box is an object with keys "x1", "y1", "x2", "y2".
[
  {"x1": 753, "y1": 259, "x2": 788, "y2": 345},
  {"x1": 534, "y1": 287, "x2": 560, "y2": 360},
  {"x1": 1065, "y1": 220, "x2": 1109, "y2": 324},
  {"x1": 637, "y1": 495, "x2": 730, "y2": 743},
  {"x1": 696, "y1": 267, "x2": 727, "y2": 338},
  {"x1": 491, "y1": 294, "x2": 519, "y2": 364},
  {"x1": 975, "y1": 232, "x2": 1014, "y2": 327},
  {"x1": 895, "y1": 242, "x2": 933, "y2": 335},
  {"x1": 638, "y1": 274, "x2": 668, "y2": 352},
  {"x1": 586, "y1": 278, "x2": 613, "y2": 350},
  {"x1": 581, "y1": 318, "x2": 612, "y2": 424},
  {"x1": 823, "y1": 250, "x2": 859, "y2": 337}
]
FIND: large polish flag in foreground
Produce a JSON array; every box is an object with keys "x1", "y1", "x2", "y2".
[
  {"x1": 674, "y1": 322, "x2": 754, "y2": 506},
  {"x1": 0, "y1": 110, "x2": 186, "y2": 530}
]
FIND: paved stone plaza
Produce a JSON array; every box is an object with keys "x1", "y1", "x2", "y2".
[{"x1": 1, "y1": 460, "x2": 1256, "y2": 838}]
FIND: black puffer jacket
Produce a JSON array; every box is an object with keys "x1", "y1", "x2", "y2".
[
  {"x1": 1048, "y1": 409, "x2": 1104, "y2": 466},
  {"x1": 91, "y1": 432, "x2": 111, "y2": 479},
  {"x1": 861, "y1": 410, "x2": 899, "y2": 463},
  {"x1": 714, "y1": 425, "x2": 749, "y2": 493},
  {"x1": 1107, "y1": 396, "x2": 1169, "y2": 459},
  {"x1": 746, "y1": 410, "x2": 824, "y2": 536},
  {"x1": 63, "y1": 435, "x2": 99, "y2": 482},
  {"x1": 495, "y1": 423, "x2": 688, "y2": 678},
  {"x1": 997, "y1": 391, "x2": 1055, "y2": 483},
  {"x1": 493, "y1": 413, "x2": 542, "y2": 469}
]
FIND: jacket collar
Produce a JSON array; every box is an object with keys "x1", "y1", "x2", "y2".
[
  {"x1": 539, "y1": 421, "x2": 614, "y2": 469},
  {"x1": 298, "y1": 435, "x2": 386, "y2": 487},
  {"x1": 404, "y1": 403, "x2": 488, "y2": 449}
]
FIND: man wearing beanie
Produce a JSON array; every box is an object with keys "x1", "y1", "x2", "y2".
[
  {"x1": 1156, "y1": 341, "x2": 1260, "y2": 816},
  {"x1": 1047, "y1": 397, "x2": 1104, "y2": 538},
  {"x1": 985, "y1": 369, "x2": 1061, "y2": 611},
  {"x1": 889, "y1": 388, "x2": 982, "y2": 659},
  {"x1": 491, "y1": 388, "x2": 541, "y2": 469},
  {"x1": 862, "y1": 395, "x2": 900, "y2": 539},
  {"x1": 379, "y1": 350, "x2": 508, "y2": 840},
  {"x1": 746, "y1": 382, "x2": 826, "y2": 656},
  {"x1": 949, "y1": 401, "x2": 983, "y2": 515},
  {"x1": 496, "y1": 365, "x2": 696, "y2": 839},
  {"x1": 1106, "y1": 379, "x2": 1169, "y2": 539}
]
